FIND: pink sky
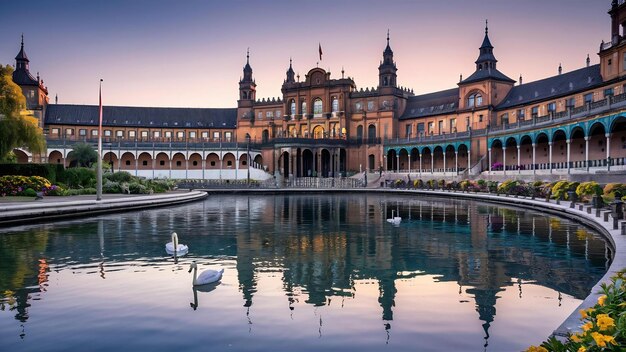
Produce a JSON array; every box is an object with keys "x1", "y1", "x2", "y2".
[{"x1": 0, "y1": 0, "x2": 611, "y2": 108}]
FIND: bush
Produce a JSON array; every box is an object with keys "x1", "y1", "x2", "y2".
[
  {"x1": 22, "y1": 188, "x2": 37, "y2": 197},
  {"x1": 105, "y1": 171, "x2": 133, "y2": 183},
  {"x1": 62, "y1": 167, "x2": 96, "y2": 189},
  {"x1": 576, "y1": 182, "x2": 603, "y2": 203},
  {"x1": 527, "y1": 270, "x2": 626, "y2": 351},
  {"x1": 128, "y1": 182, "x2": 149, "y2": 194},
  {"x1": 64, "y1": 188, "x2": 96, "y2": 196},
  {"x1": 603, "y1": 183, "x2": 626, "y2": 203},
  {"x1": 413, "y1": 179, "x2": 423, "y2": 189},
  {"x1": 46, "y1": 185, "x2": 65, "y2": 196},
  {"x1": 147, "y1": 179, "x2": 173, "y2": 193},
  {"x1": 102, "y1": 180, "x2": 122, "y2": 194},
  {"x1": 552, "y1": 181, "x2": 580, "y2": 200},
  {"x1": 0, "y1": 175, "x2": 53, "y2": 196},
  {"x1": 0, "y1": 163, "x2": 65, "y2": 183}
]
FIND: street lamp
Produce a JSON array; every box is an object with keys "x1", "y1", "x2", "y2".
[{"x1": 246, "y1": 134, "x2": 251, "y2": 187}]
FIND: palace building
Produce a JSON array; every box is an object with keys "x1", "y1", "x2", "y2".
[{"x1": 11, "y1": 1, "x2": 626, "y2": 182}]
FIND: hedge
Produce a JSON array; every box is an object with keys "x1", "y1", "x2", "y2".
[{"x1": 0, "y1": 163, "x2": 65, "y2": 183}]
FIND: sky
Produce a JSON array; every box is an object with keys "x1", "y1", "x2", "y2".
[{"x1": 0, "y1": 0, "x2": 612, "y2": 108}]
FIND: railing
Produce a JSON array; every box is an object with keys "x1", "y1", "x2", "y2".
[
  {"x1": 491, "y1": 157, "x2": 626, "y2": 172},
  {"x1": 285, "y1": 177, "x2": 362, "y2": 189}
]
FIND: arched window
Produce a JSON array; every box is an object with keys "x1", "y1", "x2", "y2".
[
  {"x1": 367, "y1": 124, "x2": 377, "y2": 140},
  {"x1": 383, "y1": 77, "x2": 388, "y2": 86},
  {"x1": 467, "y1": 92, "x2": 483, "y2": 108},
  {"x1": 290, "y1": 100, "x2": 296, "y2": 116},
  {"x1": 356, "y1": 125, "x2": 364, "y2": 140},
  {"x1": 313, "y1": 98, "x2": 323, "y2": 116},
  {"x1": 262, "y1": 129, "x2": 269, "y2": 143},
  {"x1": 301, "y1": 101, "x2": 307, "y2": 115},
  {"x1": 332, "y1": 97, "x2": 339, "y2": 113}
]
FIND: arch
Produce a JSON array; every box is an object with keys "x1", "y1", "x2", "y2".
[
  {"x1": 154, "y1": 152, "x2": 169, "y2": 169},
  {"x1": 466, "y1": 90, "x2": 484, "y2": 108},
  {"x1": 120, "y1": 152, "x2": 136, "y2": 170},
  {"x1": 206, "y1": 152, "x2": 220, "y2": 169},
  {"x1": 137, "y1": 152, "x2": 153, "y2": 170},
  {"x1": 609, "y1": 116, "x2": 626, "y2": 163},
  {"x1": 320, "y1": 149, "x2": 331, "y2": 177},
  {"x1": 421, "y1": 147, "x2": 433, "y2": 172},
  {"x1": 280, "y1": 151, "x2": 290, "y2": 176},
  {"x1": 222, "y1": 152, "x2": 236, "y2": 168},
  {"x1": 504, "y1": 137, "x2": 518, "y2": 149},
  {"x1": 367, "y1": 124, "x2": 376, "y2": 140},
  {"x1": 171, "y1": 152, "x2": 186, "y2": 169},
  {"x1": 312, "y1": 125, "x2": 325, "y2": 139},
  {"x1": 609, "y1": 115, "x2": 626, "y2": 133},
  {"x1": 331, "y1": 96, "x2": 339, "y2": 113},
  {"x1": 489, "y1": 138, "x2": 503, "y2": 149},
  {"x1": 262, "y1": 129, "x2": 269, "y2": 143},
  {"x1": 589, "y1": 121, "x2": 607, "y2": 137},
  {"x1": 432, "y1": 146, "x2": 444, "y2": 170},
  {"x1": 444, "y1": 145, "x2": 456, "y2": 172},
  {"x1": 48, "y1": 150, "x2": 64, "y2": 165},
  {"x1": 552, "y1": 130, "x2": 568, "y2": 167},
  {"x1": 410, "y1": 147, "x2": 420, "y2": 165},
  {"x1": 103, "y1": 152, "x2": 119, "y2": 170},
  {"x1": 11, "y1": 149, "x2": 28, "y2": 163},
  {"x1": 386, "y1": 149, "x2": 397, "y2": 171},
  {"x1": 368, "y1": 154, "x2": 375, "y2": 171},
  {"x1": 290, "y1": 99, "x2": 296, "y2": 116},
  {"x1": 239, "y1": 152, "x2": 249, "y2": 169},
  {"x1": 188, "y1": 153, "x2": 202, "y2": 169},
  {"x1": 356, "y1": 125, "x2": 364, "y2": 140},
  {"x1": 302, "y1": 149, "x2": 314, "y2": 176},
  {"x1": 398, "y1": 148, "x2": 409, "y2": 172},
  {"x1": 313, "y1": 98, "x2": 323, "y2": 115},
  {"x1": 253, "y1": 154, "x2": 263, "y2": 169}
]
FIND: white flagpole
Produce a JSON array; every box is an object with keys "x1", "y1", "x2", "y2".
[{"x1": 96, "y1": 79, "x2": 103, "y2": 201}]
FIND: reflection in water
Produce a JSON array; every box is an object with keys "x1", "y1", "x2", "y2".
[
  {"x1": 0, "y1": 194, "x2": 612, "y2": 352},
  {"x1": 190, "y1": 283, "x2": 220, "y2": 310}
]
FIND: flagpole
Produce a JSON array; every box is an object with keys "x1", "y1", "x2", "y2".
[{"x1": 96, "y1": 79, "x2": 103, "y2": 201}]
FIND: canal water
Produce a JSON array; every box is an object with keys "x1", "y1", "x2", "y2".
[{"x1": 0, "y1": 194, "x2": 611, "y2": 351}]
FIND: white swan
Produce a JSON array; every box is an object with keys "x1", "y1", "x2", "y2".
[
  {"x1": 188, "y1": 261, "x2": 224, "y2": 286},
  {"x1": 165, "y1": 232, "x2": 189, "y2": 256},
  {"x1": 386, "y1": 210, "x2": 402, "y2": 225}
]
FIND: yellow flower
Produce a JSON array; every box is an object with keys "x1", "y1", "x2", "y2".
[
  {"x1": 590, "y1": 332, "x2": 617, "y2": 347},
  {"x1": 597, "y1": 295, "x2": 607, "y2": 306},
  {"x1": 596, "y1": 314, "x2": 615, "y2": 331},
  {"x1": 571, "y1": 333, "x2": 582, "y2": 343},
  {"x1": 577, "y1": 347, "x2": 586, "y2": 352},
  {"x1": 580, "y1": 309, "x2": 588, "y2": 319},
  {"x1": 582, "y1": 322, "x2": 593, "y2": 332},
  {"x1": 525, "y1": 346, "x2": 548, "y2": 352}
]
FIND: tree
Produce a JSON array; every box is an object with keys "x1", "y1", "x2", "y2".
[
  {"x1": 0, "y1": 65, "x2": 45, "y2": 162},
  {"x1": 68, "y1": 142, "x2": 97, "y2": 167}
]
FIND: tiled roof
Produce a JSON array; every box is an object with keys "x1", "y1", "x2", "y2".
[
  {"x1": 399, "y1": 88, "x2": 459, "y2": 119},
  {"x1": 496, "y1": 64, "x2": 602, "y2": 110},
  {"x1": 460, "y1": 67, "x2": 515, "y2": 85},
  {"x1": 45, "y1": 104, "x2": 237, "y2": 128},
  {"x1": 12, "y1": 69, "x2": 39, "y2": 86}
]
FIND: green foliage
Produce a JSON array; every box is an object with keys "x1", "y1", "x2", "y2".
[
  {"x1": 68, "y1": 143, "x2": 97, "y2": 168},
  {"x1": 46, "y1": 185, "x2": 65, "y2": 196},
  {"x1": 551, "y1": 181, "x2": 579, "y2": 200},
  {"x1": 64, "y1": 188, "x2": 97, "y2": 196},
  {"x1": 576, "y1": 182, "x2": 603, "y2": 203},
  {"x1": 603, "y1": 183, "x2": 626, "y2": 203},
  {"x1": 427, "y1": 179, "x2": 437, "y2": 189},
  {"x1": 147, "y1": 179, "x2": 174, "y2": 193},
  {"x1": 0, "y1": 163, "x2": 65, "y2": 183},
  {"x1": 128, "y1": 182, "x2": 149, "y2": 194},
  {"x1": 0, "y1": 65, "x2": 45, "y2": 161},
  {"x1": 102, "y1": 180, "x2": 122, "y2": 194},
  {"x1": 61, "y1": 167, "x2": 96, "y2": 189},
  {"x1": 105, "y1": 171, "x2": 133, "y2": 183},
  {"x1": 22, "y1": 188, "x2": 37, "y2": 197},
  {"x1": 413, "y1": 179, "x2": 423, "y2": 189}
]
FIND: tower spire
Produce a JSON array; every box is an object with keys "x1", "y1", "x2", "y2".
[{"x1": 485, "y1": 19, "x2": 488, "y2": 35}]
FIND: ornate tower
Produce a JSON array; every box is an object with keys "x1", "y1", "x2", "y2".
[
  {"x1": 475, "y1": 21, "x2": 497, "y2": 71},
  {"x1": 378, "y1": 30, "x2": 398, "y2": 91},
  {"x1": 238, "y1": 49, "x2": 256, "y2": 107},
  {"x1": 285, "y1": 58, "x2": 295, "y2": 84},
  {"x1": 12, "y1": 35, "x2": 49, "y2": 126}
]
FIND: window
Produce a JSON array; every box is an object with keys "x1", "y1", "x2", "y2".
[
  {"x1": 266, "y1": 111, "x2": 273, "y2": 119},
  {"x1": 301, "y1": 101, "x2": 307, "y2": 115},
  {"x1": 417, "y1": 123, "x2": 425, "y2": 135},
  {"x1": 604, "y1": 88, "x2": 614, "y2": 97},
  {"x1": 478, "y1": 115, "x2": 483, "y2": 123},
  {"x1": 290, "y1": 100, "x2": 296, "y2": 116},
  {"x1": 143, "y1": 160, "x2": 148, "y2": 166},
  {"x1": 257, "y1": 112, "x2": 262, "y2": 120},
  {"x1": 531, "y1": 106, "x2": 539, "y2": 118},
  {"x1": 584, "y1": 93, "x2": 593, "y2": 104},
  {"x1": 201, "y1": 131, "x2": 208, "y2": 139},
  {"x1": 332, "y1": 97, "x2": 339, "y2": 112},
  {"x1": 566, "y1": 97, "x2": 575, "y2": 109},
  {"x1": 91, "y1": 129, "x2": 98, "y2": 136},
  {"x1": 65, "y1": 128, "x2": 74, "y2": 136},
  {"x1": 227, "y1": 160, "x2": 232, "y2": 166},
  {"x1": 177, "y1": 131, "x2": 184, "y2": 139},
  {"x1": 313, "y1": 98, "x2": 323, "y2": 116},
  {"x1": 465, "y1": 117, "x2": 470, "y2": 128},
  {"x1": 276, "y1": 110, "x2": 281, "y2": 119},
  {"x1": 104, "y1": 130, "x2": 112, "y2": 137},
  {"x1": 467, "y1": 92, "x2": 483, "y2": 108},
  {"x1": 438, "y1": 120, "x2": 444, "y2": 134},
  {"x1": 165, "y1": 131, "x2": 172, "y2": 138},
  {"x1": 500, "y1": 113, "x2": 509, "y2": 125},
  {"x1": 355, "y1": 102, "x2": 362, "y2": 112},
  {"x1": 367, "y1": 101, "x2": 374, "y2": 111},
  {"x1": 129, "y1": 130, "x2": 136, "y2": 138},
  {"x1": 79, "y1": 129, "x2": 87, "y2": 136},
  {"x1": 176, "y1": 161, "x2": 182, "y2": 167},
  {"x1": 210, "y1": 161, "x2": 216, "y2": 166},
  {"x1": 126, "y1": 160, "x2": 131, "y2": 166},
  {"x1": 154, "y1": 131, "x2": 161, "y2": 138},
  {"x1": 225, "y1": 132, "x2": 232, "y2": 141},
  {"x1": 405, "y1": 124, "x2": 412, "y2": 138},
  {"x1": 141, "y1": 131, "x2": 148, "y2": 138},
  {"x1": 428, "y1": 122, "x2": 434, "y2": 135},
  {"x1": 51, "y1": 128, "x2": 59, "y2": 134},
  {"x1": 160, "y1": 160, "x2": 165, "y2": 166},
  {"x1": 116, "y1": 130, "x2": 124, "y2": 138},
  {"x1": 213, "y1": 131, "x2": 220, "y2": 141},
  {"x1": 450, "y1": 118, "x2": 456, "y2": 133},
  {"x1": 517, "y1": 109, "x2": 525, "y2": 120},
  {"x1": 189, "y1": 131, "x2": 196, "y2": 139},
  {"x1": 547, "y1": 102, "x2": 556, "y2": 113}
]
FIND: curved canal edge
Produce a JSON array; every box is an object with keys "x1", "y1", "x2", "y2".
[
  {"x1": 200, "y1": 187, "x2": 624, "y2": 338},
  {"x1": 0, "y1": 191, "x2": 208, "y2": 227}
]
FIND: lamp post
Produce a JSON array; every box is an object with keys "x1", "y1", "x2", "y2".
[
  {"x1": 246, "y1": 134, "x2": 251, "y2": 187},
  {"x1": 96, "y1": 79, "x2": 103, "y2": 201}
]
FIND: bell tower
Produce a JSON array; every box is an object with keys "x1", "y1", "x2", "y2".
[
  {"x1": 238, "y1": 48, "x2": 256, "y2": 107},
  {"x1": 378, "y1": 30, "x2": 398, "y2": 92}
]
